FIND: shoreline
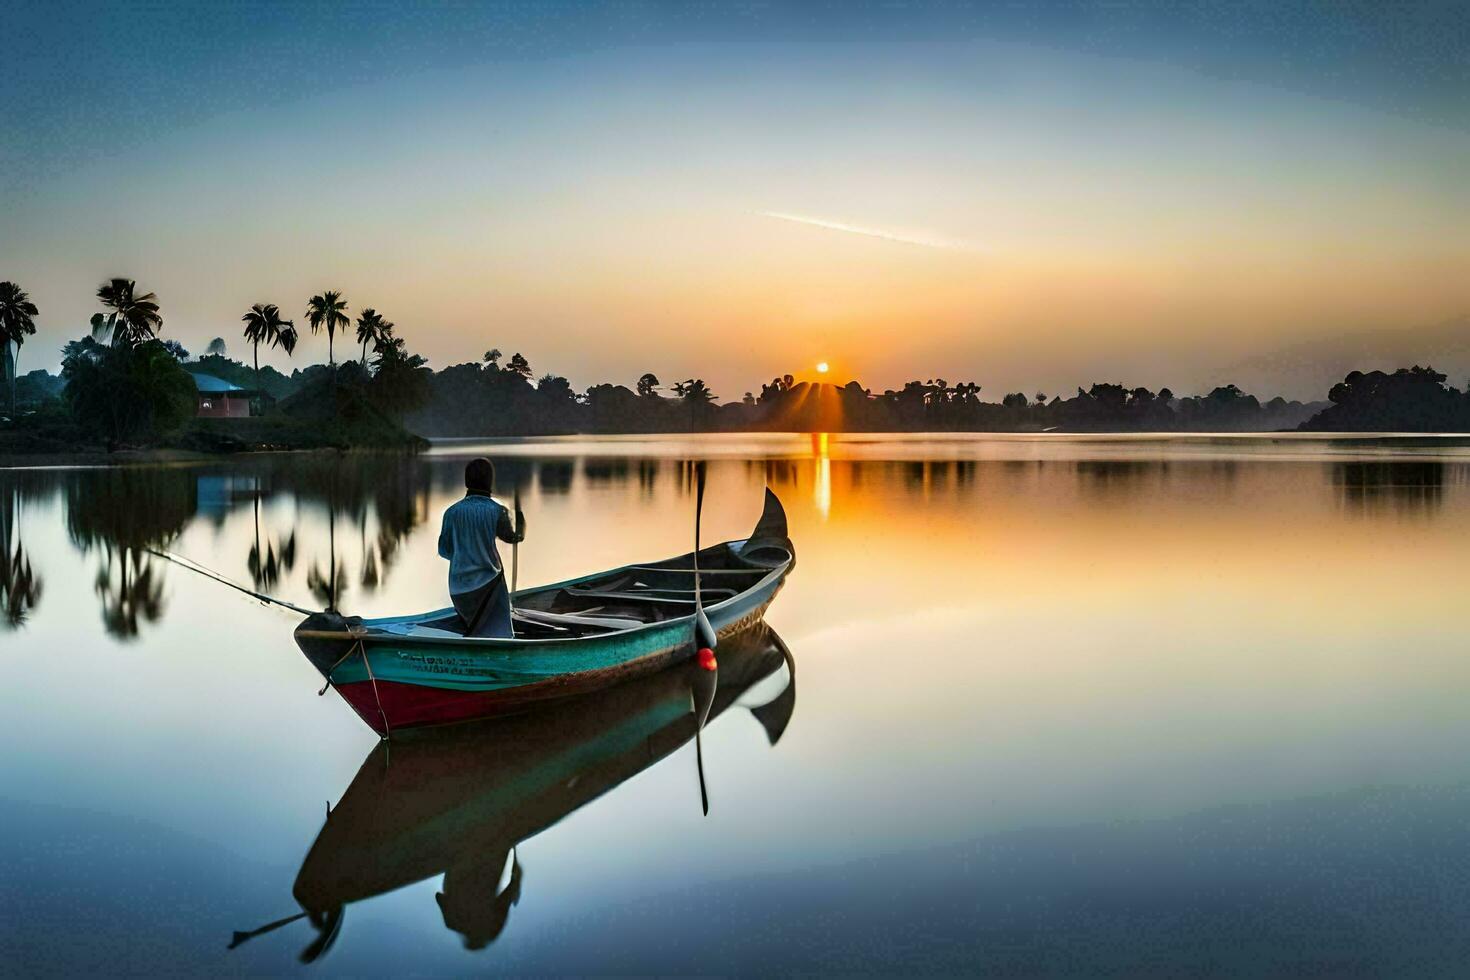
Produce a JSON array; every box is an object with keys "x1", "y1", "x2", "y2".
[
  {"x1": 0, "y1": 445, "x2": 416, "y2": 470},
  {"x1": 9, "y1": 429, "x2": 1470, "y2": 470}
]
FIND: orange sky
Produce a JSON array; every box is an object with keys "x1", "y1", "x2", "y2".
[{"x1": 3, "y1": 23, "x2": 1467, "y2": 400}]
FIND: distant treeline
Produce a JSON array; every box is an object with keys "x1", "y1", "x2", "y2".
[
  {"x1": 19, "y1": 345, "x2": 1470, "y2": 436},
  {"x1": 406, "y1": 362, "x2": 1330, "y2": 435}
]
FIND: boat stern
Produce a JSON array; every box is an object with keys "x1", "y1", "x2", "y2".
[{"x1": 737, "y1": 488, "x2": 795, "y2": 570}]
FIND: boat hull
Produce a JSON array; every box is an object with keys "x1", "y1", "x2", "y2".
[
  {"x1": 296, "y1": 489, "x2": 794, "y2": 736},
  {"x1": 330, "y1": 588, "x2": 780, "y2": 733}
]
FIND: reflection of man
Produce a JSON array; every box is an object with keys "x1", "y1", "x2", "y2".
[
  {"x1": 437, "y1": 457, "x2": 524, "y2": 637},
  {"x1": 436, "y1": 849, "x2": 523, "y2": 950}
]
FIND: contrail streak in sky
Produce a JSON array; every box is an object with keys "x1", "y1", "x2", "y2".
[{"x1": 757, "y1": 210, "x2": 973, "y2": 250}]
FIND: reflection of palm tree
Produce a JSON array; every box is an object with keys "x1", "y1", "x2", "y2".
[
  {"x1": 250, "y1": 495, "x2": 264, "y2": 583},
  {"x1": 0, "y1": 487, "x2": 43, "y2": 629},
  {"x1": 64, "y1": 468, "x2": 196, "y2": 639},
  {"x1": 358, "y1": 507, "x2": 380, "y2": 591},
  {"x1": 308, "y1": 507, "x2": 347, "y2": 612},
  {"x1": 0, "y1": 543, "x2": 43, "y2": 628},
  {"x1": 359, "y1": 549, "x2": 380, "y2": 590},
  {"x1": 226, "y1": 457, "x2": 425, "y2": 611},
  {"x1": 247, "y1": 495, "x2": 298, "y2": 590},
  {"x1": 95, "y1": 545, "x2": 165, "y2": 639}
]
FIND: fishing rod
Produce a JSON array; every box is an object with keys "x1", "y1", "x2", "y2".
[{"x1": 145, "y1": 547, "x2": 321, "y2": 616}]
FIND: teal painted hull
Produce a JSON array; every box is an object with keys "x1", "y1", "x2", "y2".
[
  {"x1": 330, "y1": 569, "x2": 782, "y2": 691},
  {"x1": 295, "y1": 489, "x2": 794, "y2": 734}
]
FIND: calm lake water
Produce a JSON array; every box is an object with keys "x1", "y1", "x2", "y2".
[{"x1": 4, "y1": 433, "x2": 1470, "y2": 975}]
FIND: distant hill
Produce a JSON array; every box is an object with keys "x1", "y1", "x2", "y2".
[{"x1": 14, "y1": 369, "x2": 65, "y2": 406}]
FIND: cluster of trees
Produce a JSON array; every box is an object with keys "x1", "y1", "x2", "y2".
[
  {"x1": 408, "y1": 354, "x2": 733, "y2": 436},
  {"x1": 823, "y1": 379, "x2": 1323, "y2": 432},
  {"x1": 1299, "y1": 366, "x2": 1470, "y2": 431},
  {"x1": 60, "y1": 280, "x2": 198, "y2": 444},
  {"x1": 3, "y1": 277, "x2": 431, "y2": 448},
  {"x1": 411, "y1": 367, "x2": 1327, "y2": 435}
]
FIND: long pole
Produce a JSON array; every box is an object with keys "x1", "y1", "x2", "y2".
[
  {"x1": 511, "y1": 485, "x2": 521, "y2": 594},
  {"x1": 146, "y1": 547, "x2": 320, "y2": 616}
]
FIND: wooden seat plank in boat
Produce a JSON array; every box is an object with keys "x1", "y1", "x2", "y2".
[{"x1": 512, "y1": 608, "x2": 641, "y2": 631}]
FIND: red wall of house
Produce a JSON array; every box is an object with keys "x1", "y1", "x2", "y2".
[{"x1": 197, "y1": 395, "x2": 251, "y2": 418}]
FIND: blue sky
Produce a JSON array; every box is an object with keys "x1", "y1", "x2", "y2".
[{"x1": 4, "y1": 1, "x2": 1467, "y2": 396}]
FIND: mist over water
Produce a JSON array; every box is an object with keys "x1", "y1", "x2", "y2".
[{"x1": 4, "y1": 434, "x2": 1470, "y2": 974}]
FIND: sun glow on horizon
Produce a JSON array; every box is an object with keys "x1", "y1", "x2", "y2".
[{"x1": 816, "y1": 362, "x2": 829, "y2": 374}]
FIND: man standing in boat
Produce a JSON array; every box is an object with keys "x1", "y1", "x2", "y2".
[{"x1": 438, "y1": 458, "x2": 525, "y2": 637}]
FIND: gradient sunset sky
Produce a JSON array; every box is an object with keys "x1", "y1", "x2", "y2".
[{"x1": 4, "y1": 1, "x2": 1467, "y2": 398}]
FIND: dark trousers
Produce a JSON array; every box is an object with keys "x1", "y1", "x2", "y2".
[{"x1": 451, "y1": 575, "x2": 514, "y2": 638}]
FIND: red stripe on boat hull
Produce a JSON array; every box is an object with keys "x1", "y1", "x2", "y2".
[{"x1": 334, "y1": 649, "x2": 687, "y2": 734}]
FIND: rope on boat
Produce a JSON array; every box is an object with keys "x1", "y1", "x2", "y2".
[
  {"x1": 317, "y1": 641, "x2": 361, "y2": 696},
  {"x1": 316, "y1": 632, "x2": 390, "y2": 739},
  {"x1": 144, "y1": 548, "x2": 322, "y2": 616},
  {"x1": 356, "y1": 636, "x2": 393, "y2": 740}
]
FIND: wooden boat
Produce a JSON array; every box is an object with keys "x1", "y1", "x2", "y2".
[
  {"x1": 295, "y1": 489, "x2": 794, "y2": 736},
  {"x1": 280, "y1": 624, "x2": 795, "y2": 957}
]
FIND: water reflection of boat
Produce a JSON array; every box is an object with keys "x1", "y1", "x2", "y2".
[
  {"x1": 281, "y1": 623, "x2": 795, "y2": 959},
  {"x1": 295, "y1": 490, "x2": 794, "y2": 735}
]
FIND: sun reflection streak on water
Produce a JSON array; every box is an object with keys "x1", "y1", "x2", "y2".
[{"x1": 811, "y1": 432, "x2": 831, "y2": 519}]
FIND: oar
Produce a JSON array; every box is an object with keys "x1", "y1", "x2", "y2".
[
  {"x1": 228, "y1": 910, "x2": 309, "y2": 949},
  {"x1": 691, "y1": 459, "x2": 719, "y2": 815},
  {"x1": 511, "y1": 485, "x2": 521, "y2": 594},
  {"x1": 299, "y1": 907, "x2": 344, "y2": 964}
]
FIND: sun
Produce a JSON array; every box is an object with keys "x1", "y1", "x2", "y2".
[{"x1": 816, "y1": 361, "x2": 829, "y2": 374}]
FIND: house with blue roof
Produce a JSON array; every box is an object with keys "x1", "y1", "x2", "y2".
[{"x1": 190, "y1": 373, "x2": 256, "y2": 418}]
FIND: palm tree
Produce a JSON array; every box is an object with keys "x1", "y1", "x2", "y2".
[
  {"x1": 240, "y1": 303, "x2": 295, "y2": 403},
  {"x1": 355, "y1": 308, "x2": 390, "y2": 364},
  {"x1": 675, "y1": 378, "x2": 716, "y2": 403},
  {"x1": 274, "y1": 323, "x2": 299, "y2": 357},
  {"x1": 0, "y1": 281, "x2": 39, "y2": 416},
  {"x1": 91, "y1": 278, "x2": 163, "y2": 348},
  {"x1": 305, "y1": 290, "x2": 350, "y2": 367}
]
